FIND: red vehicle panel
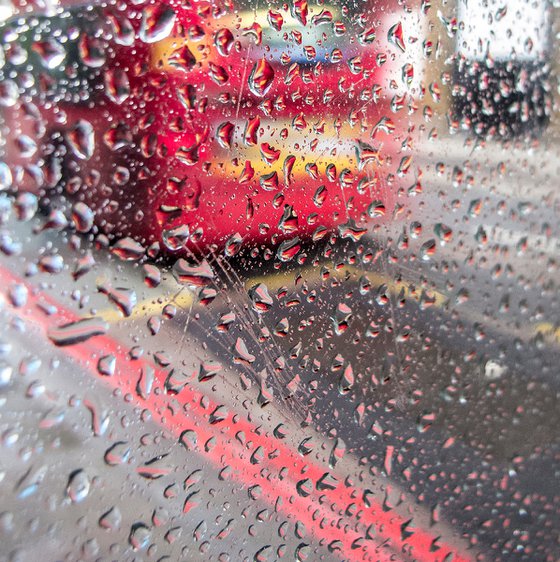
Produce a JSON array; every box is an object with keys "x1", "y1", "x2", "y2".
[{"x1": 1, "y1": 0, "x2": 413, "y2": 255}]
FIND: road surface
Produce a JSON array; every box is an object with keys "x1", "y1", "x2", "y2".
[{"x1": 0, "y1": 132, "x2": 559, "y2": 562}]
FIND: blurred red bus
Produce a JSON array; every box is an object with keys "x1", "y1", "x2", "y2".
[{"x1": 0, "y1": 0, "x2": 418, "y2": 255}]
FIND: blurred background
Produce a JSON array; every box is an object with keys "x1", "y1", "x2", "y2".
[{"x1": 0, "y1": 0, "x2": 559, "y2": 561}]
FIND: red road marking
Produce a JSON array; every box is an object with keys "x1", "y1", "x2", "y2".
[{"x1": 1, "y1": 265, "x2": 472, "y2": 562}]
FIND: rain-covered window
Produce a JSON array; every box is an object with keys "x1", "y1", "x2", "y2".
[{"x1": 0, "y1": 0, "x2": 559, "y2": 560}]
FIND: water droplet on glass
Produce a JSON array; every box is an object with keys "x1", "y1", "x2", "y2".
[
  {"x1": 0, "y1": 363, "x2": 13, "y2": 388},
  {"x1": 140, "y1": 5, "x2": 176, "y2": 43},
  {"x1": 78, "y1": 33, "x2": 105, "y2": 67},
  {"x1": 233, "y1": 337, "x2": 255, "y2": 364},
  {"x1": 104, "y1": 442, "x2": 131, "y2": 466},
  {"x1": 16, "y1": 465, "x2": 47, "y2": 499},
  {"x1": 0, "y1": 80, "x2": 18, "y2": 107},
  {"x1": 72, "y1": 202, "x2": 94, "y2": 233},
  {"x1": 224, "y1": 232, "x2": 243, "y2": 257},
  {"x1": 278, "y1": 205, "x2": 298, "y2": 233},
  {"x1": 99, "y1": 506, "x2": 122, "y2": 531},
  {"x1": 163, "y1": 224, "x2": 190, "y2": 251},
  {"x1": 32, "y1": 38, "x2": 66, "y2": 69},
  {"x1": 111, "y1": 237, "x2": 145, "y2": 261},
  {"x1": 215, "y1": 28, "x2": 234, "y2": 56},
  {"x1": 0, "y1": 162, "x2": 13, "y2": 189},
  {"x1": 48, "y1": 317, "x2": 108, "y2": 346},
  {"x1": 388, "y1": 22, "x2": 406, "y2": 52},
  {"x1": 198, "y1": 361, "x2": 222, "y2": 382},
  {"x1": 129, "y1": 522, "x2": 151, "y2": 550},
  {"x1": 249, "y1": 58, "x2": 275, "y2": 97},
  {"x1": 8, "y1": 284, "x2": 27, "y2": 308},
  {"x1": 97, "y1": 354, "x2": 116, "y2": 377},
  {"x1": 14, "y1": 192, "x2": 38, "y2": 221},
  {"x1": 39, "y1": 407, "x2": 65, "y2": 429},
  {"x1": 420, "y1": 239, "x2": 436, "y2": 260},
  {"x1": 136, "y1": 365, "x2": 154, "y2": 399},
  {"x1": 105, "y1": 69, "x2": 130, "y2": 104},
  {"x1": 276, "y1": 237, "x2": 301, "y2": 262},
  {"x1": 291, "y1": 0, "x2": 308, "y2": 26},
  {"x1": 169, "y1": 45, "x2": 197, "y2": 72},
  {"x1": 173, "y1": 258, "x2": 214, "y2": 288},
  {"x1": 179, "y1": 429, "x2": 198, "y2": 451},
  {"x1": 66, "y1": 120, "x2": 95, "y2": 160},
  {"x1": 249, "y1": 283, "x2": 273, "y2": 313},
  {"x1": 66, "y1": 470, "x2": 90, "y2": 503}
]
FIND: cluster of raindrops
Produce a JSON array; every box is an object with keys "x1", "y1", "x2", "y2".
[{"x1": 0, "y1": 0, "x2": 558, "y2": 561}]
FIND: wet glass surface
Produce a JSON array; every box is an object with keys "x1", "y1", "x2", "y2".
[{"x1": 0, "y1": 0, "x2": 559, "y2": 560}]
